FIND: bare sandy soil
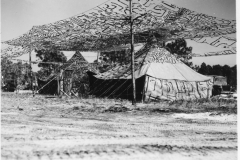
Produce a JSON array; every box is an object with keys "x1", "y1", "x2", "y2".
[{"x1": 1, "y1": 92, "x2": 237, "y2": 160}]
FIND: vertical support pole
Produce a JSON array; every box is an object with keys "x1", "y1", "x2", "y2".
[
  {"x1": 57, "y1": 74, "x2": 60, "y2": 96},
  {"x1": 129, "y1": 0, "x2": 136, "y2": 105},
  {"x1": 59, "y1": 69, "x2": 63, "y2": 97},
  {"x1": 142, "y1": 75, "x2": 147, "y2": 103},
  {"x1": 29, "y1": 48, "x2": 34, "y2": 96},
  {"x1": 96, "y1": 52, "x2": 100, "y2": 63}
]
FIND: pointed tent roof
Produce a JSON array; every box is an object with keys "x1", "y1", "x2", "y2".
[
  {"x1": 39, "y1": 51, "x2": 98, "y2": 81},
  {"x1": 60, "y1": 51, "x2": 88, "y2": 70},
  {"x1": 95, "y1": 43, "x2": 211, "y2": 82}
]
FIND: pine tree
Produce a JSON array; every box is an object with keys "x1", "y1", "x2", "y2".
[{"x1": 164, "y1": 38, "x2": 193, "y2": 67}]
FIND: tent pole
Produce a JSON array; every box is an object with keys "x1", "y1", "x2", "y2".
[
  {"x1": 59, "y1": 69, "x2": 63, "y2": 97},
  {"x1": 57, "y1": 74, "x2": 60, "y2": 96},
  {"x1": 97, "y1": 52, "x2": 100, "y2": 63},
  {"x1": 129, "y1": 0, "x2": 136, "y2": 105},
  {"x1": 142, "y1": 75, "x2": 147, "y2": 103},
  {"x1": 29, "y1": 47, "x2": 34, "y2": 96}
]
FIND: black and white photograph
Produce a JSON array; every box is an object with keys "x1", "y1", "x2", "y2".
[{"x1": 1, "y1": 0, "x2": 237, "y2": 159}]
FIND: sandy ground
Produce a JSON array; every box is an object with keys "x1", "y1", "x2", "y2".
[{"x1": 1, "y1": 92, "x2": 237, "y2": 160}]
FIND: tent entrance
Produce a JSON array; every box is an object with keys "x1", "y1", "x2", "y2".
[{"x1": 88, "y1": 73, "x2": 145, "y2": 101}]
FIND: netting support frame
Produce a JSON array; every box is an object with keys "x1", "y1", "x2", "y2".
[{"x1": 130, "y1": 0, "x2": 136, "y2": 105}]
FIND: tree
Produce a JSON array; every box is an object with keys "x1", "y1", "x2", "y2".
[
  {"x1": 206, "y1": 65, "x2": 213, "y2": 75},
  {"x1": 198, "y1": 62, "x2": 208, "y2": 75},
  {"x1": 164, "y1": 38, "x2": 193, "y2": 67},
  {"x1": 1, "y1": 58, "x2": 13, "y2": 83},
  {"x1": 211, "y1": 65, "x2": 223, "y2": 75},
  {"x1": 35, "y1": 49, "x2": 67, "y2": 77},
  {"x1": 1, "y1": 58, "x2": 31, "y2": 90}
]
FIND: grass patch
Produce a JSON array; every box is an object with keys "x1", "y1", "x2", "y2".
[
  {"x1": 1, "y1": 93, "x2": 237, "y2": 114},
  {"x1": 137, "y1": 98, "x2": 237, "y2": 114}
]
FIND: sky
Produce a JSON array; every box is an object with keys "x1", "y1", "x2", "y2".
[{"x1": 1, "y1": 0, "x2": 237, "y2": 71}]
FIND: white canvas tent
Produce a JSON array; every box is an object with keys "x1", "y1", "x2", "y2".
[{"x1": 89, "y1": 43, "x2": 213, "y2": 101}]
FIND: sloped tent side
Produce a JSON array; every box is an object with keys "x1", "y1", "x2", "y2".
[
  {"x1": 87, "y1": 71, "x2": 146, "y2": 100},
  {"x1": 138, "y1": 46, "x2": 213, "y2": 101},
  {"x1": 37, "y1": 79, "x2": 58, "y2": 95},
  {"x1": 141, "y1": 62, "x2": 214, "y2": 101}
]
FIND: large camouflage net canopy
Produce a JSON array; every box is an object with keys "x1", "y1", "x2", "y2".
[{"x1": 2, "y1": 0, "x2": 236, "y2": 55}]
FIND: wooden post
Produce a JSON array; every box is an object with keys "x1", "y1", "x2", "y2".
[
  {"x1": 96, "y1": 52, "x2": 100, "y2": 63},
  {"x1": 59, "y1": 69, "x2": 63, "y2": 97},
  {"x1": 142, "y1": 75, "x2": 147, "y2": 103},
  {"x1": 29, "y1": 49, "x2": 34, "y2": 96},
  {"x1": 129, "y1": 0, "x2": 136, "y2": 105},
  {"x1": 57, "y1": 74, "x2": 60, "y2": 96}
]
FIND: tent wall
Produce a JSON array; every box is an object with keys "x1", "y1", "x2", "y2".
[
  {"x1": 88, "y1": 72, "x2": 145, "y2": 100},
  {"x1": 63, "y1": 70, "x2": 74, "y2": 95},
  {"x1": 143, "y1": 76, "x2": 213, "y2": 101},
  {"x1": 37, "y1": 79, "x2": 58, "y2": 95}
]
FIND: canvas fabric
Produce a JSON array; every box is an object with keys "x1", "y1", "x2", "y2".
[
  {"x1": 93, "y1": 43, "x2": 213, "y2": 101},
  {"x1": 144, "y1": 76, "x2": 213, "y2": 101},
  {"x1": 95, "y1": 43, "x2": 212, "y2": 81}
]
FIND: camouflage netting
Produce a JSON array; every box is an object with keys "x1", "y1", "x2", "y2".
[{"x1": 38, "y1": 51, "x2": 99, "y2": 95}]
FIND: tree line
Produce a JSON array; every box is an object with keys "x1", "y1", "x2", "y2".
[{"x1": 197, "y1": 62, "x2": 237, "y2": 88}]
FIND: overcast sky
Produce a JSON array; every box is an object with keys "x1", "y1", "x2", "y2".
[{"x1": 1, "y1": 0, "x2": 237, "y2": 71}]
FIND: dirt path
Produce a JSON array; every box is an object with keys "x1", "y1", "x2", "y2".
[{"x1": 1, "y1": 93, "x2": 237, "y2": 160}]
